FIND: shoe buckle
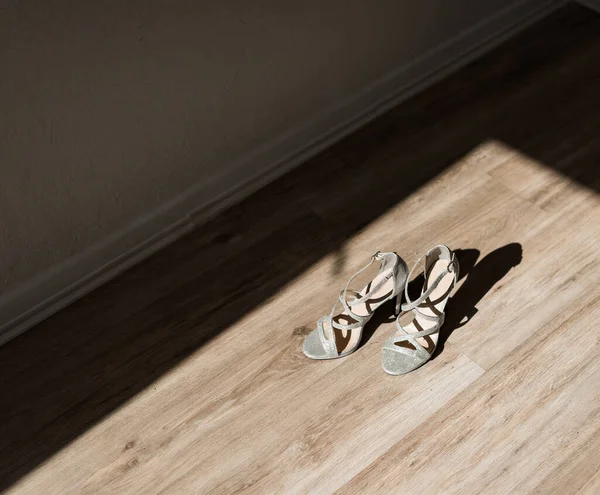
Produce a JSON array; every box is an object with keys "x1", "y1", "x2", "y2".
[{"x1": 448, "y1": 252, "x2": 456, "y2": 272}]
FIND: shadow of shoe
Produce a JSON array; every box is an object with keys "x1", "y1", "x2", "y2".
[{"x1": 432, "y1": 242, "x2": 523, "y2": 359}]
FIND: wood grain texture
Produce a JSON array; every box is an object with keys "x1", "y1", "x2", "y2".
[{"x1": 2, "y1": 4, "x2": 600, "y2": 494}]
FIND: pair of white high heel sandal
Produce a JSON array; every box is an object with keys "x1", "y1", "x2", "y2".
[{"x1": 303, "y1": 245, "x2": 459, "y2": 375}]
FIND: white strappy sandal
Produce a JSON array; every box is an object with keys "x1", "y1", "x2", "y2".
[
  {"x1": 303, "y1": 252, "x2": 408, "y2": 360},
  {"x1": 382, "y1": 245, "x2": 459, "y2": 375}
]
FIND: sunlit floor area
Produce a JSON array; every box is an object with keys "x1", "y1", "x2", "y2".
[{"x1": 2, "y1": 4, "x2": 600, "y2": 494}]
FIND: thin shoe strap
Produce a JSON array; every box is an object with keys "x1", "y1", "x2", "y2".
[
  {"x1": 394, "y1": 320, "x2": 441, "y2": 340},
  {"x1": 331, "y1": 316, "x2": 364, "y2": 331},
  {"x1": 338, "y1": 252, "x2": 389, "y2": 314},
  {"x1": 394, "y1": 305, "x2": 439, "y2": 334},
  {"x1": 327, "y1": 253, "x2": 380, "y2": 326},
  {"x1": 401, "y1": 269, "x2": 449, "y2": 312},
  {"x1": 402, "y1": 251, "x2": 457, "y2": 312},
  {"x1": 341, "y1": 255, "x2": 377, "y2": 306}
]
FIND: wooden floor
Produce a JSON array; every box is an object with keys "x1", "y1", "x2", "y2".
[{"x1": 2, "y1": 5, "x2": 600, "y2": 494}]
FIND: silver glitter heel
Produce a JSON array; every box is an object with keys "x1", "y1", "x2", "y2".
[
  {"x1": 303, "y1": 252, "x2": 408, "y2": 360},
  {"x1": 382, "y1": 245, "x2": 459, "y2": 375}
]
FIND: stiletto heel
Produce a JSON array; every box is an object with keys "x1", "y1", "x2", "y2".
[
  {"x1": 394, "y1": 292, "x2": 402, "y2": 317},
  {"x1": 382, "y1": 245, "x2": 459, "y2": 375},
  {"x1": 303, "y1": 251, "x2": 408, "y2": 360}
]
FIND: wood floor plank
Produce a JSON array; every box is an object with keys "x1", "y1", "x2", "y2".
[
  {"x1": 578, "y1": 470, "x2": 600, "y2": 495},
  {"x1": 8, "y1": 312, "x2": 483, "y2": 494},
  {"x1": 339, "y1": 293, "x2": 600, "y2": 494},
  {"x1": 447, "y1": 187, "x2": 600, "y2": 370}
]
